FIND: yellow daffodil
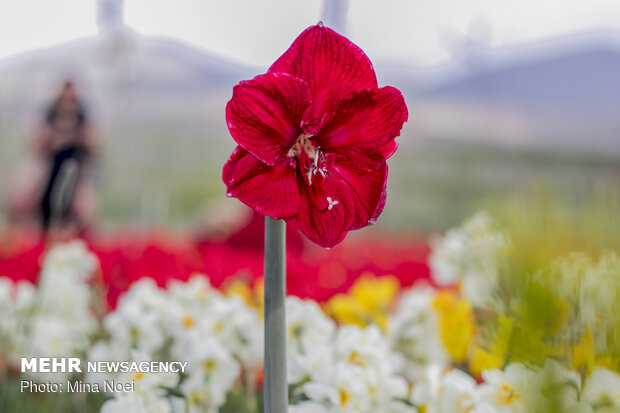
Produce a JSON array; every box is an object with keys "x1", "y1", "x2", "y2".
[
  {"x1": 326, "y1": 273, "x2": 399, "y2": 331},
  {"x1": 432, "y1": 290, "x2": 474, "y2": 363}
]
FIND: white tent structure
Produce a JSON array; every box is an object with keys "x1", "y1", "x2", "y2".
[{"x1": 0, "y1": 0, "x2": 349, "y2": 227}]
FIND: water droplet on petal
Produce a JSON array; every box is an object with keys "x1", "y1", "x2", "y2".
[{"x1": 226, "y1": 193, "x2": 233, "y2": 197}]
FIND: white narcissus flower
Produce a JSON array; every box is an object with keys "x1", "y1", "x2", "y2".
[
  {"x1": 429, "y1": 212, "x2": 508, "y2": 307},
  {"x1": 115, "y1": 350, "x2": 179, "y2": 396},
  {"x1": 16, "y1": 241, "x2": 100, "y2": 380},
  {"x1": 412, "y1": 365, "x2": 478, "y2": 413},
  {"x1": 165, "y1": 276, "x2": 262, "y2": 369},
  {"x1": 85, "y1": 342, "x2": 117, "y2": 386},
  {"x1": 288, "y1": 401, "x2": 329, "y2": 413},
  {"x1": 1, "y1": 280, "x2": 35, "y2": 362},
  {"x1": 0, "y1": 278, "x2": 13, "y2": 346},
  {"x1": 288, "y1": 341, "x2": 335, "y2": 384},
  {"x1": 101, "y1": 351, "x2": 182, "y2": 413},
  {"x1": 531, "y1": 359, "x2": 582, "y2": 412},
  {"x1": 100, "y1": 393, "x2": 182, "y2": 413},
  {"x1": 104, "y1": 301, "x2": 165, "y2": 356},
  {"x1": 166, "y1": 294, "x2": 262, "y2": 370},
  {"x1": 382, "y1": 401, "x2": 419, "y2": 413},
  {"x1": 104, "y1": 279, "x2": 167, "y2": 355},
  {"x1": 40, "y1": 240, "x2": 98, "y2": 276},
  {"x1": 26, "y1": 316, "x2": 88, "y2": 354},
  {"x1": 167, "y1": 274, "x2": 215, "y2": 311},
  {"x1": 410, "y1": 364, "x2": 442, "y2": 407},
  {"x1": 335, "y1": 324, "x2": 408, "y2": 404},
  {"x1": 0, "y1": 281, "x2": 29, "y2": 342},
  {"x1": 114, "y1": 278, "x2": 168, "y2": 314},
  {"x1": 304, "y1": 363, "x2": 372, "y2": 413},
  {"x1": 335, "y1": 325, "x2": 390, "y2": 371},
  {"x1": 429, "y1": 227, "x2": 468, "y2": 285},
  {"x1": 202, "y1": 295, "x2": 262, "y2": 365},
  {"x1": 14, "y1": 280, "x2": 36, "y2": 311},
  {"x1": 581, "y1": 367, "x2": 620, "y2": 412},
  {"x1": 101, "y1": 394, "x2": 148, "y2": 413},
  {"x1": 286, "y1": 297, "x2": 336, "y2": 355},
  {"x1": 441, "y1": 369, "x2": 478, "y2": 413},
  {"x1": 290, "y1": 322, "x2": 409, "y2": 413},
  {"x1": 0, "y1": 278, "x2": 13, "y2": 308},
  {"x1": 285, "y1": 297, "x2": 336, "y2": 383},
  {"x1": 474, "y1": 363, "x2": 536, "y2": 413},
  {"x1": 578, "y1": 253, "x2": 620, "y2": 339},
  {"x1": 180, "y1": 337, "x2": 240, "y2": 412},
  {"x1": 389, "y1": 287, "x2": 448, "y2": 380},
  {"x1": 92, "y1": 274, "x2": 261, "y2": 413}
]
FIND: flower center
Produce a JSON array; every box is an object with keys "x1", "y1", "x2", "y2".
[
  {"x1": 288, "y1": 133, "x2": 316, "y2": 159},
  {"x1": 288, "y1": 133, "x2": 330, "y2": 185},
  {"x1": 339, "y1": 388, "x2": 352, "y2": 408},
  {"x1": 496, "y1": 383, "x2": 520, "y2": 405}
]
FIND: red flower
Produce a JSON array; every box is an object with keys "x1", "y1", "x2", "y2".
[{"x1": 223, "y1": 24, "x2": 408, "y2": 248}]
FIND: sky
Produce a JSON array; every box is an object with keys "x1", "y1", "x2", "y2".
[{"x1": 2, "y1": 0, "x2": 620, "y2": 67}]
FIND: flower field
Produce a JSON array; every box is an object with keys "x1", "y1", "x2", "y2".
[
  {"x1": 1, "y1": 210, "x2": 619, "y2": 413},
  {"x1": 0, "y1": 212, "x2": 431, "y2": 307}
]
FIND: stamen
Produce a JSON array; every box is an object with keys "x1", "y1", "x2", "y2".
[
  {"x1": 287, "y1": 144, "x2": 298, "y2": 158},
  {"x1": 327, "y1": 197, "x2": 339, "y2": 210},
  {"x1": 289, "y1": 134, "x2": 331, "y2": 186}
]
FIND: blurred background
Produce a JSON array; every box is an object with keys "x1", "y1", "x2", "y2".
[
  {"x1": 1, "y1": 0, "x2": 619, "y2": 235},
  {"x1": 1, "y1": 2, "x2": 620, "y2": 412}
]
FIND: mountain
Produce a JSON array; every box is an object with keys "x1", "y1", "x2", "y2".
[
  {"x1": 422, "y1": 46, "x2": 620, "y2": 117},
  {"x1": 0, "y1": 28, "x2": 257, "y2": 130},
  {"x1": 2, "y1": 29, "x2": 620, "y2": 155},
  {"x1": 375, "y1": 31, "x2": 620, "y2": 155}
]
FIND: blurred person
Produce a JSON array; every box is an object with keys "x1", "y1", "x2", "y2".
[{"x1": 7, "y1": 81, "x2": 99, "y2": 237}]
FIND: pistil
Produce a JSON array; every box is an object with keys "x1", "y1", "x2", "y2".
[{"x1": 288, "y1": 133, "x2": 330, "y2": 185}]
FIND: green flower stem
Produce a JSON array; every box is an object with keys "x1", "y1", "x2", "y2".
[{"x1": 264, "y1": 217, "x2": 288, "y2": 413}]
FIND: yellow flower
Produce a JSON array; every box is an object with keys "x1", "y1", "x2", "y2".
[
  {"x1": 327, "y1": 294, "x2": 368, "y2": 328},
  {"x1": 350, "y1": 272, "x2": 400, "y2": 311},
  {"x1": 432, "y1": 290, "x2": 474, "y2": 363},
  {"x1": 224, "y1": 279, "x2": 254, "y2": 305},
  {"x1": 254, "y1": 278, "x2": 265, "y2": 318},
  {"x1": 223, "y1": 277, "x2": 264, "y2": 317},
  {"x1": 572, "y1": 326, "x2": 595, "y2": 375},
  {"x1": 479, "y1": 312, "x2": 554, "y2": 368},
  {"x1": 470, "y1": 346, "x2": 503, "y2": 377},
  {"x1": 326, "y1": 273, "x2": 399, "y2": 331}
]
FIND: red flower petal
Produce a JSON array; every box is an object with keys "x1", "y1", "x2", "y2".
[
  {"x1": 313, "y1": 86, "x2": 408, "y2": 170},
  {"x1": 288, "y1": 171, "x2": 355, "y2": 248},
  {"x1": 226, "y1": 73, "x2": 311, "y2": 166},
  {"x1": 268, "y1": 24, "x2": 377, "y2": 102},
  {"x1": 330, "y1": 158, "x2": 388, "y2": 230},
  {"x1": 223, "y1": 146, "x2": 301, "y2": 219},
  {"x1": 223, "y1": 25, "x2": 408, "y2": 248}
]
